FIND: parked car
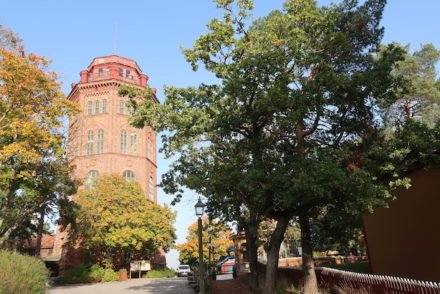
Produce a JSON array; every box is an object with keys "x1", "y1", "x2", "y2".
[{"x1": 176, "y1": 264, "x2": 192, "y2": 277}]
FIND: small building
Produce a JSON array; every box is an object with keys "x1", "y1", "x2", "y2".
[{"x1": 363, "y1": 169, "x2": 440, "y2": 282}]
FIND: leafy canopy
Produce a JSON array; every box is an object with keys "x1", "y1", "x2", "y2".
[{"x1": 75, "y1": 174, "x2": 176, "y2": 266}]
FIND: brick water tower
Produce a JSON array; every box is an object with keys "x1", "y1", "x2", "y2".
[{"x1": 66, "y1": 55, "x2": 158, "y2": 201}]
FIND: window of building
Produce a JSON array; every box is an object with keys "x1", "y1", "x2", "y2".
[
  {"x1": 120, "y1": 130, "x2": 127, "y2": 154},
  {"x1": 148, "y1": 177, "x2": 154, "y2": 199},
  {"x1": 123, "y1": 170, "x2": 135, "y2": 181},
  {"x1": 126, "y1": 70, "x2": 131, "y2": 78},
  {"x1": 97, "y1": 129, "x2": 104, "y2": 154},
  {"x1": 119, "y1": 68, "x2": 123, "y2": 77},
  {"x1": 87, "y1": 101, "x2": 93, "y2": 115},
  {"x1": 87, "y1": 130, "x2": 94, "y2": 155},
  {"x1": 86, "y1": 170, "x2": 99, "y2": 190},
  {"x1": 95, "y1": 100, "x2": 100, "y2": 114},
  {"x1": 98, "y1": 68, "x2": 103, "y2": 77},
  {"x1": 102, "y1": 99, "x2": 107, "y2": 113},
  {"x1": 147, "y1": 138, "x2": 154, "y2": 161},
  {"x1": 130, "y1": 133, "x2": 137, "y2": 153},
  {"x1": 119, "y1": 100, "x2": 125, "y2": 114},
  {"x1": 128, "y1": 105, "x2": 134, "y2": 115}
]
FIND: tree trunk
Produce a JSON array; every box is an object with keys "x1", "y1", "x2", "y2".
[
  {"x1": 35, "y1": 204, "x2": 46, "y2": 257},
  {"x1": 263, "y1": 216, "x2": 290, "y2": 294},
  {"x1": 244, "y1": 220, "x2": 259, "y2": 289},
  {"x1": 299, "y1": 216, "x2": 319, "y2": 294},
  {"x1": 0, "y1": 224, "x2": 18, "y2": 248}
]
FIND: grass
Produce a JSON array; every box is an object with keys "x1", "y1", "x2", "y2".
[{"x1": 322, "y1": 262, "x2": 370, "y2": 273}]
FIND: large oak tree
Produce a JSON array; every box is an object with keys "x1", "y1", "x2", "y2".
[{"x1": 119, "y1": 0, "x2": 416, "y2": 292}]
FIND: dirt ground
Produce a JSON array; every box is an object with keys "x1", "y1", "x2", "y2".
[{"x1": 210, "y1": 278, "x2": 260, "y2": 294}]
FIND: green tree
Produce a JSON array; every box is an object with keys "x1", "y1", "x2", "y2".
[
  {"x1": 0, "y1": 24, "x2": 77, "y2": 247},
  {"x1": 75, "y1": 174, "x2": 176, "y2": 270},
  {"x1": 387, "y1": 44, "x2": 440, "y2": 122},
  {"x1": 120, "y1": 0, "x2": 408, "y2": 292}
]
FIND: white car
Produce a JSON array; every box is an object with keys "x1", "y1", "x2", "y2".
[{"x1": 176, "y1": 265, "x2": 192, "y2": 277}]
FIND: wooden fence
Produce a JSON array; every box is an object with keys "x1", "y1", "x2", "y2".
[
  {"x1": 318, "y1": 267, "x2": 440, "y2": 294},
  {"x1": 257, "y1": 262, "x2": 440, "y2": 293}
]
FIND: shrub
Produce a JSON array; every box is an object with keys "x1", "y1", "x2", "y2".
[
  {"x1": 57, "y1": 265, "x2": 91, "y2": 284},
  {"x1": 89, "y1": 264, "x2": 105, "y2": 282},
  {"x1": 0, "y1": 250, "x2": 48, "y2": 294},
  {"x1": 58, "y1": 264, "x2": 119, "y2": 284},
  {"x1": 144, "y1": 267, "x2": 175, "y2": 278},
  {"x1": 101, "y1": 268, "x2": 119, "y2": 282}
]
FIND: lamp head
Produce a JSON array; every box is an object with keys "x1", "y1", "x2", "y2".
[{"x1": 194, "y1": 197, "x2": 205, "y2": 217}]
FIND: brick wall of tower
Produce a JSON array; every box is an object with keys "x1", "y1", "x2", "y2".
[{"x1": 67, "y1": 55, "x2": 158, "y2": 202}]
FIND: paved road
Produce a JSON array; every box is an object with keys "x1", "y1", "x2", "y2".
[{"x1": 48, "y1": 277, "x2": 193, "y2": 294}]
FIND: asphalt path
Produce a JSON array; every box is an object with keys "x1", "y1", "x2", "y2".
[{"x1": 48, "y1": 277, "x2": 193, "y2": 294}]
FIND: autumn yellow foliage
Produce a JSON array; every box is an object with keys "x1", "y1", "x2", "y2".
[{"x1": 177, "y1": 216, "x2": 233, "y2": 266}]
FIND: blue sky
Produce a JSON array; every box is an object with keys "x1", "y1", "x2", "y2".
[{"x1": 2, "y1": 0, "x2": 439, "y2": 268}]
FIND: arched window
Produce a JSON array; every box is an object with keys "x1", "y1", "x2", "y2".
[
  {"x1": 86, "y1": 170, "x2": 99, "y2": 190},
  {"x1": 87, "y1": 131, "x2": 94, "y2": 155},
  {"x1": 120, "y1": 130, "x2": 127, "y2": 153},
  {"x1": 87, "y1": 101, "x2": 93, "y2": 115},
  {"x1": 102, "y1": 99, "x2": 107, "y2": 113},
  {"x1": 95, "y1": 100, "x2": 100, "y2": 114},
  {"x1": 123, "y1": 170, "x2": 135, "y2": 181},
  {"x1": 148, "y1": 177, "x2": 154, "y2": 199},
  {"x1": 97, "y1": 129, "x2": 104, "y2": 154}
]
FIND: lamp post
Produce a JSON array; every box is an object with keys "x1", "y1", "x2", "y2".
[{"x1": 194, "y1": 197, "x2": 206, "y2": 294}]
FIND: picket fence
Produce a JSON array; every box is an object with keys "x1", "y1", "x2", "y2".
[{"x1": 318, "y1": 267, "x2": 440, "y2": 294}]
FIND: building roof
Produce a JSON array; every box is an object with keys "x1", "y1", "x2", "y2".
[{"x1": 87, "y1": 55, "x2": 143, "y2": 73}]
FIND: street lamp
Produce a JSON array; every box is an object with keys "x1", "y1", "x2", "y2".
[{"x1": 194, "y1": 197, "x2": 206, "y2": 294}]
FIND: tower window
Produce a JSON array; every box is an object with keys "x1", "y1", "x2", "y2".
[
  {"x1": 87, "y1": 130, "x2": 94, "y2": 155},
  {"x1": 97, "y1": 129, "x2": 104, "y2": 154},
  {"x1": 130, "y1": 133, "x2": 137, "y2": 154},
  {"x1": 86, "y1": 170, "x2": 99, "y2": 190},
  {"x1": 102, "y1": 99, "x2": 107, "y2": 113},
  {"x1": 119, "y1": 100, "x2": 125, "y2": 114},
  {"x1": 95, "y1": 100, "x2": 100, "y2": 114},
  {"x1": 120, "y1": 130, "x2": 127, "y2": 154},
  {"x1": 123, "y1": 170, "x2": 135, "y2": 181},
  {"x1": 147, "y1": 137, "x2": 154, "y2": 162},
  {"x1": 87, "y1": 101, "x2": 93, "y2": 115}
]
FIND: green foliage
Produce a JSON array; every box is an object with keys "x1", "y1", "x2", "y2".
[
  {"x1": 385, "y1": 43, "x2": 440, "y2": 122},
  {"x1": 57, "y1": 264, "x2": 118, "y2": 284},
  {"x1": 0, "y1": 250, "x2": 48, "y2": 294},
  {"x1": 312, "y1": 251, "x2": 327, "y2": 258},
  {"x1": 144, "y1": 267, "x2": 175, "y2": 278},
  {"x1": 88, "y1": 264, "x2": 105, "y2": 282},
  {"x1": 101, "y1": 269, "x2": 119, "y2": 282},
  {"x1": 75, "y1": 174, "x2": 176, "y2": 268},
  {"x1": 57, "y1": 265, "x2": 90, "y2": 284},
  {"x1": 119, "y1": 0, "x2": 440, "y2": 292}
]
